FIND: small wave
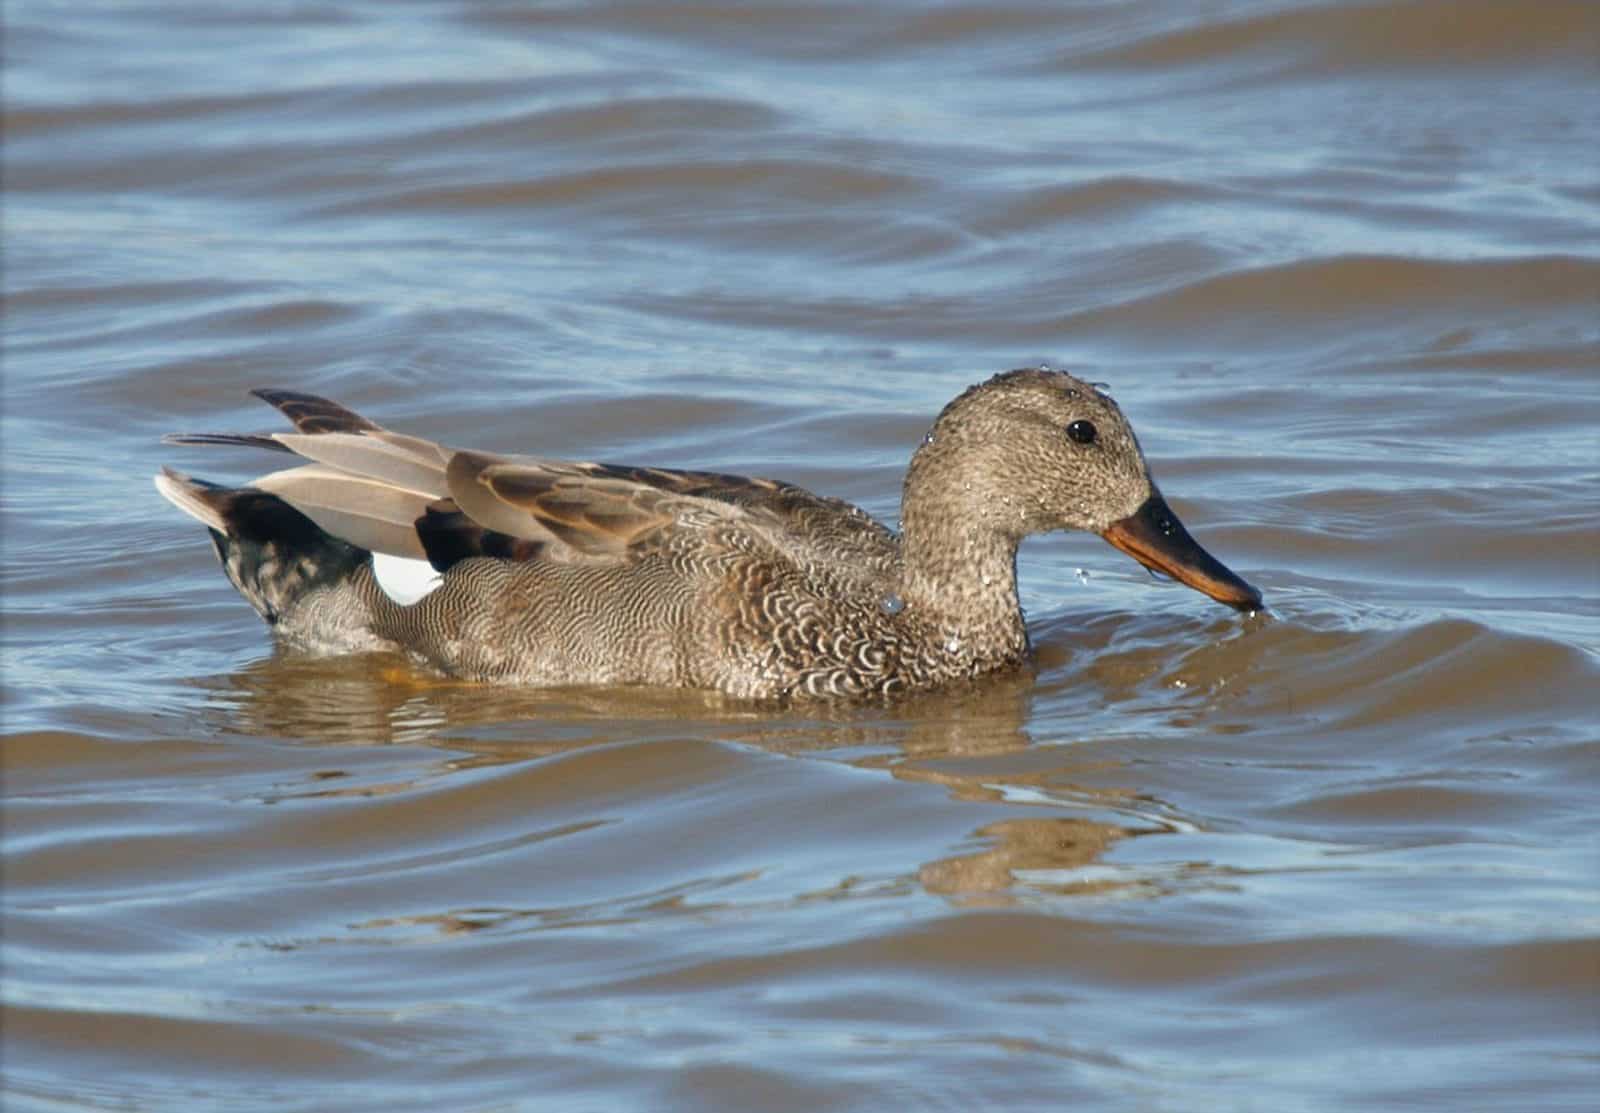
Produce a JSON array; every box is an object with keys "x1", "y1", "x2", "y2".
[
  {"x1": 316, "y1": 158, "x2": 924, "y2": 220},
  {"x1": 1065, "y1": 254, "x2": 1600, "y2": 348},
  {"x1": 1057, "y1": 0, "x2": 1600, "y2": 73}
]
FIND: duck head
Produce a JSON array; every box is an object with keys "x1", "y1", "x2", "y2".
[{"x1": 906, "y1": 368, "x2": 1262, "y2": 612}]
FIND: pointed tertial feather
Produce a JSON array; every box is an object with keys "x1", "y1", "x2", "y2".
[
  {"x1": 253, "y1": 464, "x2": 434, "y2": 560},
  {"x1": 154, "y1": 468, "x2": 231, "y2": 532},
  {"x1": 251, "y1": 388, "x2": 384, "y2": 435},
  {"x1": 444, "y1": 451, "x2": 574, "y2": 549},
  {"x1": 482, "y1": 466, "x2": 678, "y2": 554},
  {"x1": 368, "y1": 428, "x2": 453, "y2": 470},
  {"x1": 272, "y1": 431, "x2": 449, "y2": 498},
  {"x1": 447, "y1": 450, "x2": 735, "y2": 560},
  {"x1": 162, "y1": 432, "x2": 294, "y2": 453}
]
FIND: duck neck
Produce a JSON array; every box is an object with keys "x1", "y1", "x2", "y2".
[{"x1": 897, "y1": 477, "x2": 1028, "y2": 662}]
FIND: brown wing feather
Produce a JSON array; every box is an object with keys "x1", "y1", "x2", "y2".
[
  {"x1": 567, "y1": 462, "x2": 898, "y2": 572},
  {"x1": 446, "y1": 450, "x2": 897, "y2": 577},
  {"x1": 480, "y1": 467, "x2": 680, "y2": 554},
  {"x1": 252, "y1": 388, "x2": 384, "y2": 435},
  {"x1": 445, "y1": 452, "x2": 686, "y2": 559}
]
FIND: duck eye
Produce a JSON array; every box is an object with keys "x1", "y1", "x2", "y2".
[{"x1": 1066, "y1": 420, "x2": 1097, "y2": 445}]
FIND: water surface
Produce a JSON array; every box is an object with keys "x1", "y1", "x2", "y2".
[{"x1": 4, "y1": 1, "x2": 1598, "y2": 1110}]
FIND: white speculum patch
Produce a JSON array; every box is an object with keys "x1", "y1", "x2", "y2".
[{"x1": 371, "y1": 551, "x2": 443, "y2": 605}]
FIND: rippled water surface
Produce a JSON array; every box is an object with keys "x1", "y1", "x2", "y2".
[{"x1": 5, "y1": 2, "x2": 1598, "y2": 1110}]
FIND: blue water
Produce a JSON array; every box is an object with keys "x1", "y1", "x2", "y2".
[{"x1": 4, "y1": 2, "x2": 1598, "y2": 1110}]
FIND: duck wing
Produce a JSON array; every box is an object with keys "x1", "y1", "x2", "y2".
[
  {"x1": 444, "y1": 452, "x2": 898, "y2": 573},
  {"x1": 168, "y1": 389, "x2": 897, "y2": 575},
  {"x1": 442, "y1": 451, "x2": 704, "y2": 559}
]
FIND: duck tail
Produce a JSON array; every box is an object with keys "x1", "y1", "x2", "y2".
[{"x1": 155, "y1": 467, "x2": 373, "y2": 634}]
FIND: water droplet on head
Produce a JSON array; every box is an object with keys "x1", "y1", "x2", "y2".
[
  {"x1": 879, "y1": 593, "x2": 905, "y2": 616},
  {"x1": 980, "y1": 573, "x2": 992, "y2": 587},
  {"x1": 945, "y1": 634, "x2": 962, "y2": 654},
  {"x1": 923, "y1": 431, "x2": 935, "y2": 446}
]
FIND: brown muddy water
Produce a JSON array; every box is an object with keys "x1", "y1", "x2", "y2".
[{"x1": 4, "y1": 2, "x2": 1598, "y2": 1110}]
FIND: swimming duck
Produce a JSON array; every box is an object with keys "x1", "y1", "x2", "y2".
[{"x1": 157, "y1": 369, "x2": 1261, "y2": 700}]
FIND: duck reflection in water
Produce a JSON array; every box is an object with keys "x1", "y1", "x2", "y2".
[{"x1": 196, "y1": 648, "x2": 1158, "y2": 910}]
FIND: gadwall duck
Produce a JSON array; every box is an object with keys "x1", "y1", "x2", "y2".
[{"x1": 157, "y1": 369, "x2": 1261, "y2": 699}]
